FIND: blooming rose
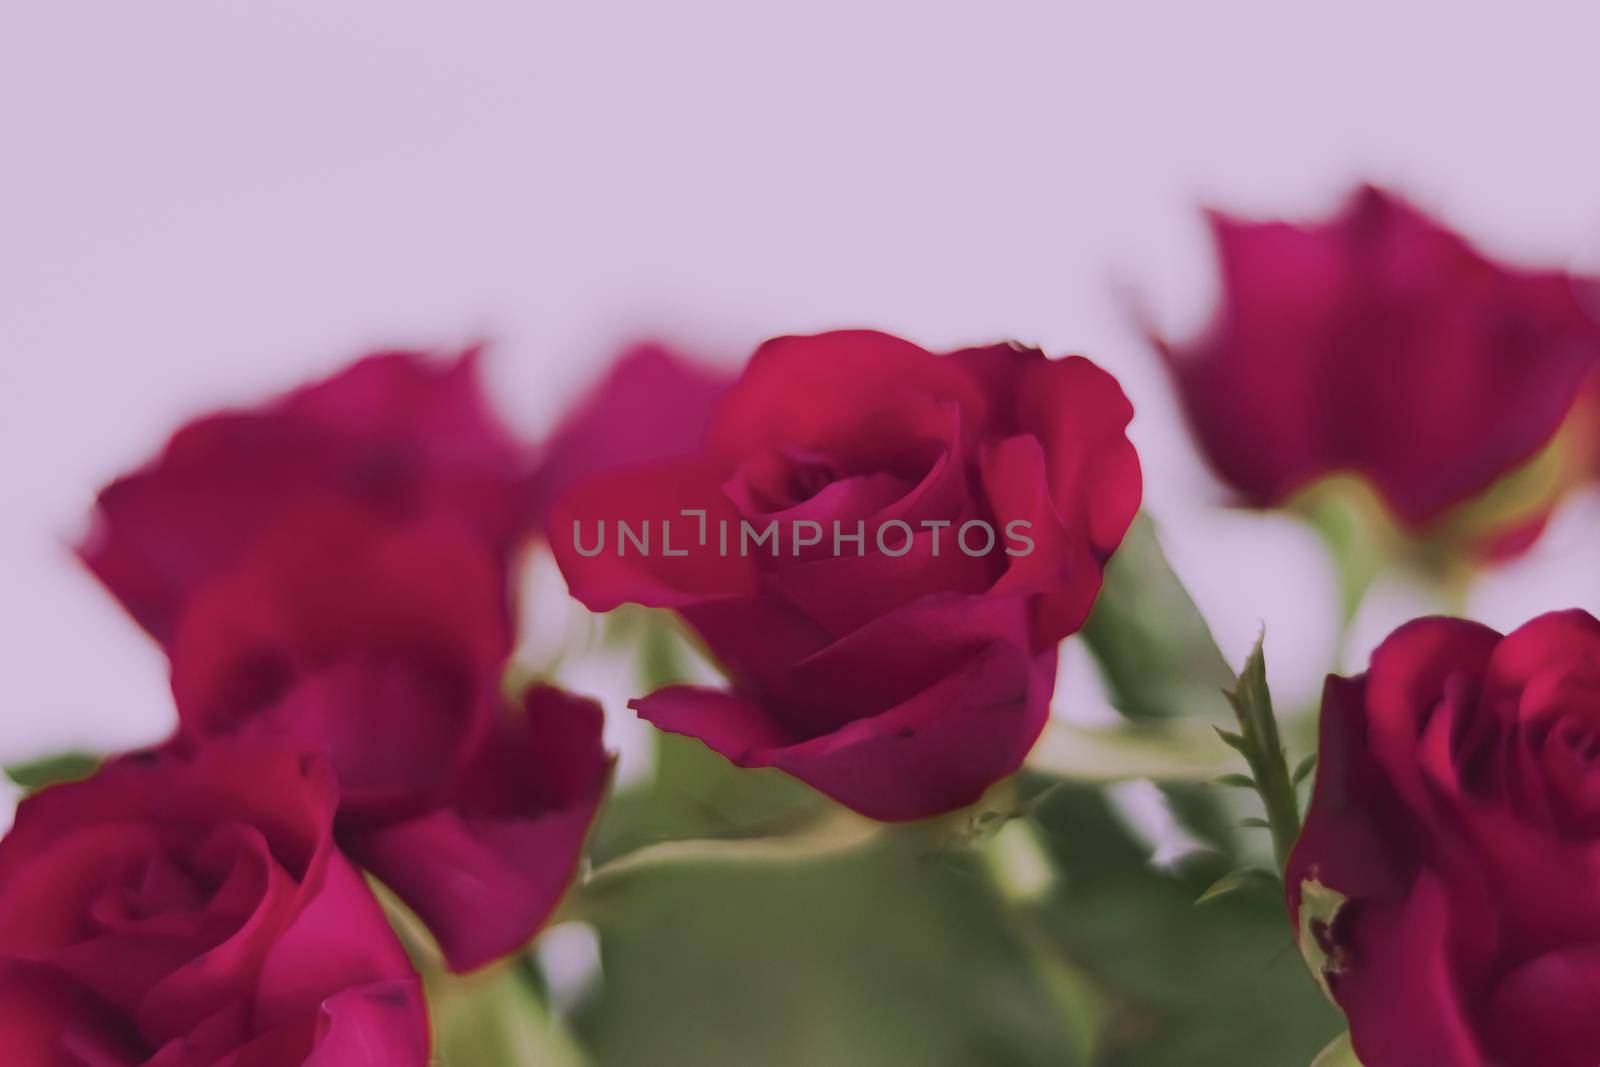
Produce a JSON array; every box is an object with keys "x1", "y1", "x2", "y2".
[
  {"x1": 0, "y1": 743, "x2": 428, "y2": 1066},
  {"x1": 1289, "y1": 610, "x2": 1600, "y2": 1067},
  {"x1": 1155, "y1": 185, "x2": 1600, "y2": 539},
  {"x1": 166, "y1": 503, "x2": 611, "y2": 972},
  {"x1": 81, "y1": 349, "x2": 535, "y2": 644},
  {"x1": 550, "y1": 330, "x2": 1140, "y2": 820}
]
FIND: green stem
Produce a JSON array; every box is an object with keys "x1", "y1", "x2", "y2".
[
  {"x1": 1220, "y1": 636, "x2": 1302, "y2": 873},
  {"x1": 1255, "y1": 745, "x2": 1302, "y2": 874}
]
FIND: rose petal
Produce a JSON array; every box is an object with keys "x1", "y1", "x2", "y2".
[
  {"x1": 344, "y1": 687, "x2": 611, "y2": 972},
  {"x1": 531, "y1": 342, "x2": 732, "y2": 524}
]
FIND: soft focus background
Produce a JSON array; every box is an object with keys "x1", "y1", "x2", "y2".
[
  {"x1": 9, "y1": 1, "x2": 1600, "y2": 764},
  {"x1": 4, "y1": 4, "x2": 1600, "y2": 1062}
]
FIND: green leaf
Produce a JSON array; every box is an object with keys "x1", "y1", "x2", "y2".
[
  {"x1": 1236, "y1": 817, "x2": 1271, "y2": 830},
  {"x1": 576, "y1": 832, "x2": 1090, "y2": 1066},
  {"x1": 1028, "y1": 720, "x2": 1242, "y2": 784},
  {"x1": 1077, "y1": 513, "x2": 1248, "y2": 857},
  {"x1": 1031, "y1": 783, "x2": 1342, "y2": 1066},
  {"x1": 1212, "y1": 727, "x2": 1249, "y2": 756},
  {"x1": 575, "y1": 808, "x2": 882, "y2": 917},
  {"x1": 1080, "y1": 514, "x2": 1234, "y2": 722},
  {"x1": 1292, "y1": 753, "x2": 1319, "y2": 788},
  {"x1": 5, "y1": 751, "x2": 100, "y2": 792},
  {"x1": 1195, "y1": 866, "x2": 1278, "y2": 905},
  {"x1": 1211, "y1": 773, "x2": 1256, "y2": 789},
  {"x1": 430, "y1": 961, "x2": 588, "y2": 1067},
  {"x1": 588, "y1": 732, "x2": 825, "y2": 867},
  {"x1": 1309, "y1": 1031, "x2": 1361, "y2": 1067}
]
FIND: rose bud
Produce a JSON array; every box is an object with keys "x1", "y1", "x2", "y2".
[
  {"x1": 167, "y1": 504, "x2": 611, "y2": 972},
  {"x1": 80, "y1": 349, "x2": 535, "y2": 645},
  {"x1": 1154, "y1": 186, "x2": 1600, "y2": 557},
  {"x1": 1289, "y1": 609, "x2": 1600, "y2": 1067},
  {"x1": 549, "y1": 330, "x2": 1140, "y2": 821},
  {"x1": 0, "y1": 743, "x2": 429, "y2": 1066}
]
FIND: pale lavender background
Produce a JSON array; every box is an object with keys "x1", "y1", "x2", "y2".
[{"x1": 6, "y1": 1, "x2": 1600, "y2": 776}]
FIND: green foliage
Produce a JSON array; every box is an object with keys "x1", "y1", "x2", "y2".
[
  {"x1": 576, "y1": 830, "x2": 1087, "y2": 1067},
  {"x1": 1081, "y1": 514, "x2": 1235, "y2": 723},
  {"x1": 587, "y1": 732, "x2": 825, "y2": 867},
  {"x1": 4, "y1": 751, "x2": 100, "y2": 792},
  {"x1": 1029, "y1": 785, "x2": 1343, "y2": 1067},
  {"x1": 1308, "y1": 1032, "x2": 1361, "y2": 1067},
  {"x1": 586, "y1": 609, "x2": 825, "y2": 865},
  {"x1": 1030, "y1": 719, "x2": 1244, "y2": 784},
  {"x1": 575, "y1": 743, "x2": 1340, "y2": 1067},
  {"x1": 1195, "y1": 867, "x2": 1277, "y2": 905},
  {"x1": 1218, "y1": 637, "x2": 1302, "y2": 872},
  {"x1": 430, "y1": 963, "x2": 587, "y2": 1067},
  {"x1": 563, "y1": 516, "x2": 1341, "y2": 1067},
  {"x1": 1292, "y1": 753, "x2": 1318, "y2": 789},
  {"x1": 1076, "y1": 513, "x2": 1248, "y2": 858}
]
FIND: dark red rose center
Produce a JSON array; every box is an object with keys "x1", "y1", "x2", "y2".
[{"x1": 784, "y1": 453, "x2": 839, "y2": 504}]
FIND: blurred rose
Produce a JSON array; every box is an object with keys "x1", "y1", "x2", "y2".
[
  {"x1": 530, "y1": 341, "x2": 732, "y2": 525},
  {"x1": 167, "y1": 504, "x2": 611, "y2": 972},
  {"x1": 81, "y1": 349, "x2": 535, "y2": 644},
  {"x1": 550, "y1": 330, "x2": 1140, "y2": 820},
  {"x1": 0, "y1": 743, "x2": 428, "y2": 1066},
  {"x1": 1155, "y1": 186, "x2": 1600, "y2": 552},
  {"x1": 1289, "y1": 610, "x2": 1600, "y2": 1067}
]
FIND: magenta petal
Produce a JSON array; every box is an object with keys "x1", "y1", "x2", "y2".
[
  {"x1": 764, "y1": 535, "x2": 993, "y2": 639},
  {"x1": 631, "y1": 687, "x2": 802, "y2": 761},
  {"x1": 1014, "y1": 354, "x2": 1142, "y2": 560},
  {"x1": 1160, "y1": 186, "x2": 1600, "y2": 531},
  {"x1": 81, "y1": 349, "x2": 535, "y2": 645},
  {"x1": 1287, "y1": 675, "x2": 1416, "y2": 920},
  {"x1": 1339, "y1": 876, "x2": 1487, "y2": 1067},
  {"x1": 636, "y1": 640, "x2": 1054, "y2": 822},
  {"x1": 0, "y1": 959, "x2": 145, "y2": 1067},
  {"x1": 1486, "y1": 944, "x2": 1600, "y2": 1067},
  {"x1": 346, "y1": 801, "x2": 602, "y2": 974},
  {"x1": 709, "y1": 331, "x2": 986, "y2": 466},
  {"x1": 344, "y1": 687, "x2": 611, "y2": 973},
  {"x1": 301, "y1": 980, "x2": 429, "y2": 1067},
  {"x1": 255, "y1": 850, "x2": 416, "y2": 1032},
  {"x1": 1362, "y1": 616, "x2": 1502, "y2": 813},
  {"x1": 547, "y1": 458, "x2": 758, "y2": 612},
  {"x1": 532, "y1": 342, "x2": 732, "y2": 524},
  {"x1": 774, "y1": 641, "x2": 1054, "y2": 821},
  {"x1": 1483, "y1": 609, "x2": 1600, "y2": 705}
]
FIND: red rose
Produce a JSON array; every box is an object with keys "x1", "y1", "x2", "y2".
[
  {"x1": 530, "y1": 341, "x2": 732, "y2": 525},
  {"x1": 81, "y1": 349, "x2": 535, "y2": 645},
  {"x1": 550, "y1": 330, "x2": 1140, "y2": 820},
  {"x1": 1156, "y1": 186, "x2": 1600, "y2": 534},
  {"x1": 167, "y1": 503, "x2": 611, "y2": 972},
  {"x1": 0, "y1": 743, "x2": 429, "y2": 1066},
  {"x1": 1289, "y1": 610, "x2": 1600, "y2": 1067}
]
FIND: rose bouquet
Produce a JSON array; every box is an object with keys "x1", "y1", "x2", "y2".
[{"x1": 4, "y1": 185, "x2": 1599, "y2": 1066}]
